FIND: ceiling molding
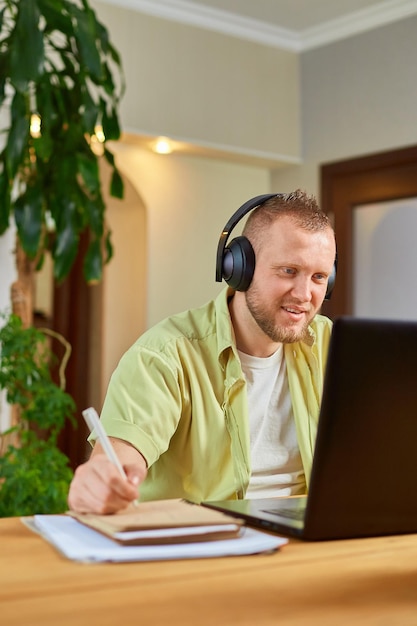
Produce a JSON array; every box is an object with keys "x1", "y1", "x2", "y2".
[
  {"x1": 97, "y1": 0, "x2": 301, "y2": 50},
  {"x1": 96, "y1": 0, "x2": 417, "y2": 51},
  {"x1": 302, "y1": 0, "x2": 417, "y2": 50}
]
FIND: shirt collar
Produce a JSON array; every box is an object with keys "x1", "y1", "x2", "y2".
[{"x1": 215, "y1": 287, "x2": 237, "y2": 362}]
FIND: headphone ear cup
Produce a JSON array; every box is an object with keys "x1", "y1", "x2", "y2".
[
  {"x1": 325, "y1": 262, "x2": 337, "y2": 300},
  {"x1": 222, "y1": 236, "x2": 255, "y2": 291}
]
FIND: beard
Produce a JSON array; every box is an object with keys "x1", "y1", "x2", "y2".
[{"x1": 245, "y1": 284, "x2": 312, "y2": 344}]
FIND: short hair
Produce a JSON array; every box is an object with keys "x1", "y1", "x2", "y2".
[{"x1": 242, "y1": 189, "x2": 333, "y2": 251}]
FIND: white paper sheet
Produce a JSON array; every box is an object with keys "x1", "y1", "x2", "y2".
[{"x1": 23, "y1": 515, "x2": 288, "y2": 563}]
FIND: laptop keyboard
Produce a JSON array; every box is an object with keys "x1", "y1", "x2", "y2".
[{"x1": 262, "y1": 505, "x2": 306, "y2": 522}]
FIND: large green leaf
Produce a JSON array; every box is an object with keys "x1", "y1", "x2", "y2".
[
  {"x1": 0, "y1": 5, "x2": 6, "y2": 32},
  {"x1": 53, "y1": 219, "x2": 79, "y2": 281},
  {"x1": 110, "y1": 168, "x2": 124, "y2": 200},
  {"x1": 104, "y1": 147, "x2": 124, "y2": 199},
  {"x1": 83, "y1": 237, "x2": 102, "y2": 283},
  {"x1": 103, "y1": 147, "x2": 116, "y2": 167},
  {"x1": 36, "y1": 77, "x2": 57, "y2": 137},
  {"x1": 77, "y1": 152, "x2": 100, "y2": 196},
  {"x1": 82, "y1": 193, "x2": 104, "y2": 236},
  {"x1": 33, "y1": 132, "x2": 53, "y2": 163},
  {"x1": 53, "y1": 181, "x2": 78, "y2": 227},
  {"x1": 6, "y1": 91, "x2": 29, "y2": 178},
  {"x1": 60, "y1": 113, "x2": 87, "y2": 153},
  {"x1": 38, "y1": 0, "x2": 73, "y2": 36},
  {"x1": 69, "y1": 4, "x2": 102, "y2": 81},
  {"x1": 101, "y1": 104, "x2": 121, "y2": 141},
  {"x1": 0, "y1": 170, "x2": 11, "y2": 234},
  {"x1": 104, "y1": 230, "x2": 113, "y2": 264},
  {"x1": 9, "y1": 0, "x2": 44, "y2": 92},
  {"x1": 0, "y1": 43, "x2": 7, "y2": 107},
  {"x1": 44, "y1": 80, "x2": 73, "y2": 132},
  {"x1": 80, "y1": 86, "x2": 99, "y2": 134},
  {"x1": 14, "y1": 186, "x2": 44, "y2": 258},
  {"x1": 100, "y1": 63, "x2": 117, "y2": 98},
  {"x1": 95, "y1": 17, "x2": 110, "y2": 54},
  {"x1": 107, "y1": 40, "x2": 122, "y2": 69}
]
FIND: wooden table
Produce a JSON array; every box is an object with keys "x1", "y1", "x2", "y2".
[{"x1": 1, "y1": 516, "x2": 417, "y2": 625}]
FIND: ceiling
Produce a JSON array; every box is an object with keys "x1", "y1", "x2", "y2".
[{"x1": 105, "y1": 0, "x2": 417, "y2": 50}]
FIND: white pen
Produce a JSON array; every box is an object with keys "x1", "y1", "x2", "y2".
[
  {"x1": 82, "y1": 407, "x2": 127, "y2": 478},
  {"x1": 82, "y1": 407, "x2": 140, "y2": 508}
]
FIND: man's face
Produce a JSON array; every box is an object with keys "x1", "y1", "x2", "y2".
[{"x1": 245, "y1": 216, "x2": 336, "y2": 345}]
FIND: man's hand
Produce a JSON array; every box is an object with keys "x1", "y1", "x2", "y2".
[{"x1": 67, "y1": 438, "x2": 148, "y2": 514}]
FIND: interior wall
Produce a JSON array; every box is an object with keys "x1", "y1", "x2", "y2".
[
  {"x1": 0, "y1": 226, "x2": 16, "y2": 316},
  {"x1": 271, "y1": 15, "x2": 417, "y2": 196},
  {"x1": 92, "y1": 0, "x2": 300, "y2": 164},
  {"x1": 111, "y1": 143, "x2": 270, "y2": 329},
  {"x1": 11, "y1": 5, "x2": 417, "y2": 419},
  {"x1": 96, "y1": 161, "x2": 147, "y2": 401},
  {"x1": 0, "y1": 227, "x2": 16, "y2": 431},
  {"x1": 85, "y1": 143, "x2": 270, "y2": 405},
  {"x1": 353, "y1": 197, "x2": 417, "y2": 319}
]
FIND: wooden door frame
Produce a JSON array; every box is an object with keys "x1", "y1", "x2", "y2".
[
  {"x1": 320, "y1": 145, "x2": 417, "y2": 319},
  {"x1": 52, "y1": 234, "x2": 99, "y2": 470}
]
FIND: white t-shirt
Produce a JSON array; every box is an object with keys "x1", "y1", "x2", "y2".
[{"x1": 239, "y1": 346, "x2": 306, "y2": 498}]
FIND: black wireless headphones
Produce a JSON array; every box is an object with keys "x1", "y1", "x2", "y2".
[{"x1": 215, "y1": 193, "x2": 337, "y2": 300}]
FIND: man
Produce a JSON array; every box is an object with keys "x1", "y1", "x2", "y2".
[{"x1": 68, "y1": 190, "x2": 336, "y2": 514}]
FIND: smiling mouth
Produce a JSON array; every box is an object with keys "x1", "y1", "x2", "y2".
[{"x1": 282, "y1": 306, "x2": 306, "y2": 315}]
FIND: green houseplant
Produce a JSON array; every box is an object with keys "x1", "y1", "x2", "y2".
[
  {"x1": 0, "y1": 0, "x2": 124, "y2": 283},
  {"x1": 0, "y1": 313, "x2": 76, "y2": 516},
  {"x1": 0, "y1": 0, "x2": 126, "y2": 515}
]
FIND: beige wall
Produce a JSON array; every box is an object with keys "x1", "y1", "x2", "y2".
[
  {"x1": 0, "y1": 227, "x2": 16, "y2": 315},
  {"x1": 92, "y1": 1, "x2": 301, "y2": 165},
  {"x1": 98, "y1": 160, "x2": 147, "y2": 396},
  {"x1": 272, "y1": 15, "x2": 417, "y2": 196},
  {"x1": 109, "y1": 143, "x2": 270, "y2": 320},
  {"x1": 97, "y1": 143, "x2": 269, "y2": 400}
]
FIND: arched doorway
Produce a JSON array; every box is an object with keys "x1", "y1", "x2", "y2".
[{"x1": 49, "y1": 161, "x2": 147, "y2": 469}]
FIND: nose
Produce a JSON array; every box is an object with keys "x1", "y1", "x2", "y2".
[{"x1": 290, "y1": 275, "x2": 312, "y2": 302}]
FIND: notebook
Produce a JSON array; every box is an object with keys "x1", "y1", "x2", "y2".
[
  {"x1": 67, "y1": 498, "x2": 243, "y2": 545},
  {"x1": 203, "y1": 316, "x2": 417, "y2": 541}
]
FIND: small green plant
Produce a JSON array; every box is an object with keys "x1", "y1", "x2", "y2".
[{"x1": 0, "y1": 312, "x2": 76, "y2": 517}]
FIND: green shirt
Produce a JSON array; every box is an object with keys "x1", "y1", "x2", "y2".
[{"x1": 94, "y1": 288, "x2": 333, "y2": 503}]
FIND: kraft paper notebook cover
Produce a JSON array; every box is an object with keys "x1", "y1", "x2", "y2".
[{"x1": 68, "y1": 498, "x2": 243, "y2": 545}]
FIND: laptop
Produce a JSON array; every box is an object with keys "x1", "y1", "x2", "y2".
[{"x1": 203, "y1": 316, "x2": 417, "y2": 540}]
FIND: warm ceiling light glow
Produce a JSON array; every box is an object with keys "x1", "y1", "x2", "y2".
[
  {"x1": 93, "y1": 124, "x2": 105, "y2": 143},
  {"x1": 90, "y1": 125, "x2": 105, "y2": 155},
  {"x1": 30, "y1": 113, "x2": 41, "y2": 138},
  {"x1": 154, "y1": 137, "x2": 172, "y2": 154}
]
